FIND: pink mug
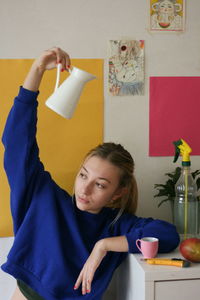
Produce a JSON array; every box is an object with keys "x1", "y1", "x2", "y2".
[{"x1": 136, "y1": 237, "x2": 159, "y2": 258}]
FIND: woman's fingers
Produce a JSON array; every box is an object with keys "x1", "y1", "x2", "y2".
[
  {"x1": 74, "y1": 267, "x2": 93, "y2": 295},
  {"x1": 74, "y1": 242, "x2": 107, "y2": 295},
  {"x1": 85, "y1": 275, "x2": 93, "y2": 294},
  {"x1": 37, "y1": 47, "x2": 70, "y2": 71},
  {"x1": 82, "y1": 275, "x2": 87, "y2": 295},
  {"x1": 48, "y1": 47, "x2": 71, "y2": 71},
  {"x1": 81, "y1": 271, "x2": 93, "y2": 295},
  {"x1": 74, "y1": 270, "x2": 83, "y2": 291}
]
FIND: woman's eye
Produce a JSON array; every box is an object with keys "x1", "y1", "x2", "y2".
[
  {"x1": 79, "y1": 172, "x2": 87, "y2": 179},
  {"x1": 96, "y1": 182, "x2": 106, "y2": 189}
]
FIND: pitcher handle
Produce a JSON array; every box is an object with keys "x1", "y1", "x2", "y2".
[{"x1": 54, "y1": 63, "x2": 72, "y2": 92}]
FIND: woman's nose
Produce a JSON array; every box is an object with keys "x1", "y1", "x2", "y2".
[{"x1": 81, "y1": 182, "x2": 92, "y2": 195}]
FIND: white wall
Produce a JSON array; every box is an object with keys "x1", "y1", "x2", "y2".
[
  {"x1": 1, "y1": 0, "x2": 200, "y2": 220},
  {"x1": 1, "y1": 1, "x2": 200, "y2": 299}
]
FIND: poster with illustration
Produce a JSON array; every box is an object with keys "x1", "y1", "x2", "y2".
[
  {"x1": 108, "y1": 40, "x2": 144, "y2": 96},
  {"x1": 150, "y1": 0, "x2": 185, "y2": 32}
]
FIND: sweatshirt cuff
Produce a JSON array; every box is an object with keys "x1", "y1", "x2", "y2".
[
  {"x1": 125, "y1": 230, "x2": 143, "y2": 253},
  {"x1": 16, "y1": 86, "x2": 39, "y2": 104}
]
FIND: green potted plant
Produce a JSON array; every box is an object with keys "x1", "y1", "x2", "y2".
[{"x1": 154, "y1": 167, "x2": 200, "y2": 208}]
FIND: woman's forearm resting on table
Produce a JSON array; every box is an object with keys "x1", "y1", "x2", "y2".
[{"x1": 98, "y1": 236, "x2": 129, "y2": 253}]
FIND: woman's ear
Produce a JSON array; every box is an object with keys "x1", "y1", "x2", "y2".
[{"x1": 111, "y1": 187, "x2": 128, "y2": 202}]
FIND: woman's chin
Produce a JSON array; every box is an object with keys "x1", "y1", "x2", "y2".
[
  {"x1": 76, "y1": 198, "x2": 89, "y2": 211},
  {"x1": 76, "y1": 200, "x2": 100, "y2": 214}
]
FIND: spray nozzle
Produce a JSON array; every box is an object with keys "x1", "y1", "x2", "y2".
[{"x1": 173, "y1": 139, "x2": 192, "y2": 166}]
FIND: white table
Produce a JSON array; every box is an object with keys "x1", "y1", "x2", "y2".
[
  {"x1": 116, "y1": 249, "x2": 200, "y2": 300},
  {"x1": 0, "y1": 237, "x2": 16, "y2": 300}
]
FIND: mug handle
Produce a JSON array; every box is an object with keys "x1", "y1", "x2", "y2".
[
  {"x1": 136, "y1": 239, "x2": 142, "y2": 252},
  {"x1": 54, "y1": 63, "x2": 72, "y2": 92}
]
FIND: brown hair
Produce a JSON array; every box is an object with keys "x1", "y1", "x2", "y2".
[{"x1": 84, "y1": 142, "x2": 138, "y2": 221}]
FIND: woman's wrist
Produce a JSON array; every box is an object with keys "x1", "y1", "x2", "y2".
[
  {"x1": 23, "y1": 62, "x2": 45, "y2": 92},
  {"x1": 95, "y1": 239, "x2": 108, "y2": 253},
  {"x1": 97, "y1": 236, "x2": 129, "y2": 253},
  {"x1": 31, "y1": 60, "x2": 46, "y2": 74}
]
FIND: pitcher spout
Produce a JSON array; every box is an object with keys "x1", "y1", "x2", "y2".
[{"x1": 71, "y1": 67, "x2": 96, "y2": 82}]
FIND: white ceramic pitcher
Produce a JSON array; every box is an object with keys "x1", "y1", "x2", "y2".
[{"x1": 45, "y1": 63, "x2": 96, "y2": 119}]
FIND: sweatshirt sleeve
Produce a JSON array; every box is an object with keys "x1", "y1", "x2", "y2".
[
  {"x1": 2, "y1": 86, "x2": 45, "y2": 232},
  {"x1": 123, "y1": 216, "x2": 180, "y2": 254}
]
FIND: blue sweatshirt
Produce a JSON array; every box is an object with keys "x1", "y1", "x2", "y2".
[{"x1": 1, "y1": 87, "x2": 180, "y2": 300}]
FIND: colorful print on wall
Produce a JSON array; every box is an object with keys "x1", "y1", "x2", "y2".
[
  {"x1": 108, "y1": 40, "x2": 144, "y2": 96},
  {"x1": 150, "y1": 0, "x2": 185, "y2": 32}
]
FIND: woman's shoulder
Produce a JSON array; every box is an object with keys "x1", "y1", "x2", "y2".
[{"x1": 116, "y1": 210, "x2": 159, "y2": 231}]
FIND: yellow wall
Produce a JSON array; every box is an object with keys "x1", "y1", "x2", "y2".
[{"x1": 0, "y1": 59, "x2": 103, "y2": 236}]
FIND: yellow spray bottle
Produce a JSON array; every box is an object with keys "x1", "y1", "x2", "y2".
[{"x1": 173, "y1": 139, "x2": 198, "y2": 240}]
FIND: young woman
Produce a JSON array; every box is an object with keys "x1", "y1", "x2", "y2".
[{"x1": 1, "y1": 48, "x2": 180, "y2": 300}]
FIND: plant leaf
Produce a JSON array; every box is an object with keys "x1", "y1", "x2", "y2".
[
  {"x1": 165, "y1": 173, "x2": 175, "y2": 179},
  {"x1": 196, "y1": 177, "x2": 200, "y2": 190},
  {"x1": 154, "y1": 189, "x2": 169, "y2": 198},
  {"x1": 158, "y1": 198, "x2": 172, "y2": 208},
  {"x1": 154, "y1": 184, "x2": 166, "y2": 188},
  {"x1": 191, "y1": 170, "x2": 200, "y2": 179},
  {"x1": 173, "y1": 167, "x2": 181, "y2": 184}
]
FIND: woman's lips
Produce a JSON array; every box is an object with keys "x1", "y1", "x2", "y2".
[{"x1": 77, "y1": 196, "x2": 90, "y2": 204}]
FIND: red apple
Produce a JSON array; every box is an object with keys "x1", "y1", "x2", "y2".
[{"x1": 179, "y1": 238, "x2": 200, "y2": 263}]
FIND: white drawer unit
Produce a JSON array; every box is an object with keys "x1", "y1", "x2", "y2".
[
  {"x1": 116, "y1": 250, "x2": 200, "y2": 300},
  {"x1": 155, "y1": 279, "x2": 200, "y2": 300}
]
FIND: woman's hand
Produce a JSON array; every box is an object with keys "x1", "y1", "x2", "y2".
[
  {"x1": 23, "y1": 47, "x2": 71, "y2": 92},
  {"x1": 33, "y1": 47, "x2": 71, "y2": 72},
  {"x1": 74, "y1": 236, "x2": 128, "y2": 295},
  {"x1": 74, "y1": 240, "x2": 107, "y2": 295}
]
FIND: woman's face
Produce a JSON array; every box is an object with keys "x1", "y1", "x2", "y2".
[{"x1": 74, "y1": 156, "x2": 123, "y2": 214}]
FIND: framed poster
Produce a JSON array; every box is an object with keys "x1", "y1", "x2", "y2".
[{"x1": 150, "y1": 0, "x2": 185, "y2": 32}]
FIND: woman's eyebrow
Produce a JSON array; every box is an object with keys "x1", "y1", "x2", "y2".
[
  {"x1": 82, "y1": 166, "x2": 88, "y2": 173},
  {"x1": 82, "y1": 166, "x2": 111, "y2": 183}
]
